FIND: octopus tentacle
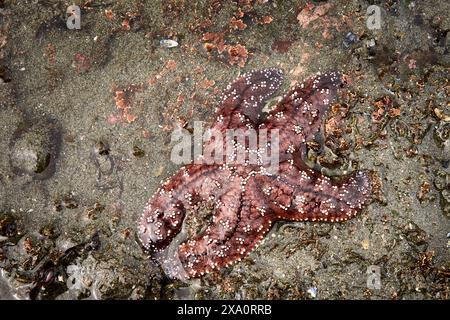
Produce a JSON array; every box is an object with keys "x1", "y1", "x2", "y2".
[
  {"x1": 176, "y1": 177, "x2": 273, "y2": 278},
  {"x1": 139, "y1": 164, "x2": 229, "y2": 253},
  {"x1": 212, "y1": 68, "x2": 283, "y2": 130},
  {"x1": 203, "y1": 68, "x2": 284, "y2": 165},
  {"x1": 261, "y1": 71, "x2": 342, "y2": 159},
  {"x1": 257, "y1": 162, "x2": 372, "y2": 222}
]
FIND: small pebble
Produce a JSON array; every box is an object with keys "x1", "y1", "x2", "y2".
[
  {"x1": 132, "y1": 146, "x2": 145, "y2": 158},
  {"x1": 307, "y1": 287, "x2": 317, "y2": 298},
  {"x1": 95, "y1": 141, "x2": 110, "y2": 155},
  {"x1": 343, "y1": 31, "x2": 357, "y2": 48},
  {"x1": 160, "y1": 39, "x2": 179, "y2": 48}
]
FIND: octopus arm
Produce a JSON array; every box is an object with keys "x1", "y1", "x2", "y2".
[
  {"x1": 257, "y1": 162, "x2": 372, "y2": 222},
  {"x1": 212, "y1": 68, "x2": 284, "y2": 131},
  {"x1": 174, "y1": 176, "x2": 273, "y2": 279},
  {"x1": 138, "y1": 164, "x2": 226, "y2": 254},
  {"x1": 263, "y1": 71, "x2": 342, "y2": 156}
]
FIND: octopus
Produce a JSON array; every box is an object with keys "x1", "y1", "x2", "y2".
[{"x1": 138, "y1": 68, "x2": 372, "y2": 280}]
